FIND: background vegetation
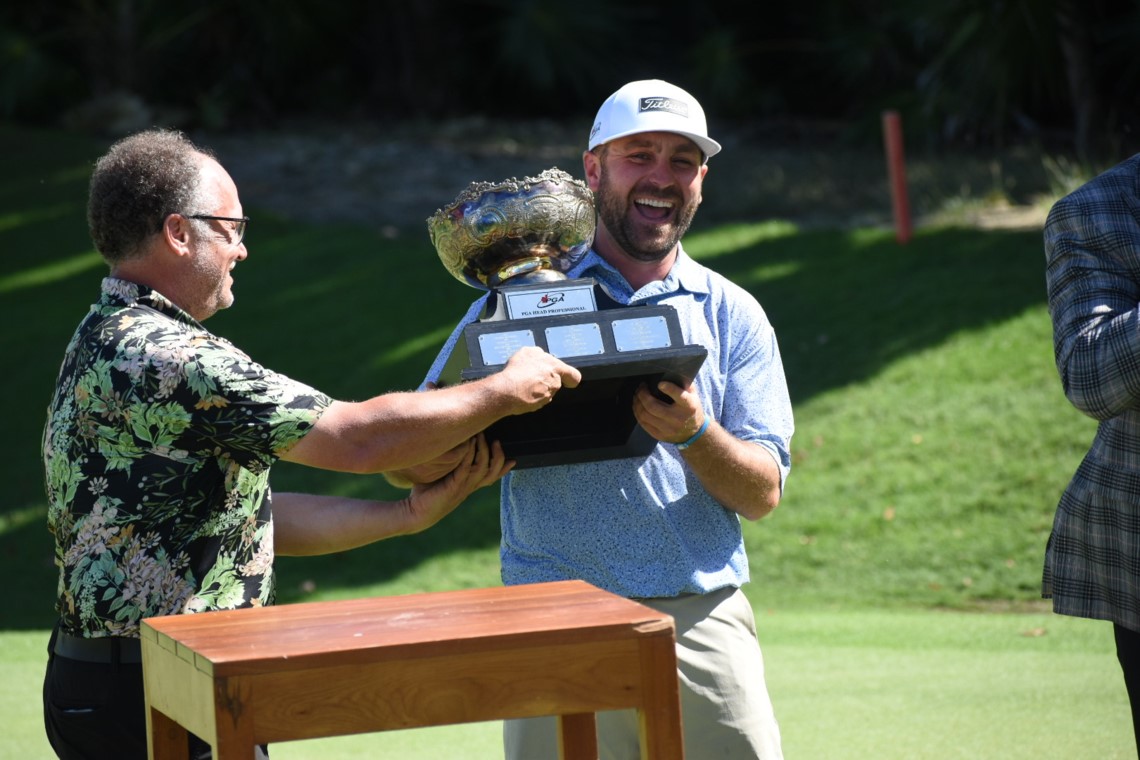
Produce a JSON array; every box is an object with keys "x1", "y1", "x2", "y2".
[{"x1": 3, "y1": 0, "x2": 1140, "y2": 162}]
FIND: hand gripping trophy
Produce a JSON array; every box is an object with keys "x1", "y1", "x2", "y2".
[{"x1": 427, "y1": 167, "x2": 706, "y2": 468}]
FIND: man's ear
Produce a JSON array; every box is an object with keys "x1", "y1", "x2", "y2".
[
  {"x1": 160, "y1": 213, "x2": 193, "y2": 258},
  {"x1": 583, "y1": 150, "x2": 602, "y2": 191}
]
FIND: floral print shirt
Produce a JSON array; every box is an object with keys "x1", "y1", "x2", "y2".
[{"x1": 43, "y1": 278, "x2": 331, "y2": 638}]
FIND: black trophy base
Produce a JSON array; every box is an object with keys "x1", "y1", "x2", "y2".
[
  {"x1": 475, "y1": 346, "x2": 707, "y2": 468},
  {"x1": 442, "y1": 295, "x2": 708, "y2": 469}
]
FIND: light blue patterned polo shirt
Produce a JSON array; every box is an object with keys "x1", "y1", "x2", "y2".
[{"x1": 422, "y1": 245, "x2": 794, "y2": 598}]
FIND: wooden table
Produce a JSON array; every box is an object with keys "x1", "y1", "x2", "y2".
[{"x1": 141, "y1": 579, "x2": 683, "y2": 759}]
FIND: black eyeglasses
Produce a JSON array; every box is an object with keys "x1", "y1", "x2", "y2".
[{"x1": 185, "y1": 214, "x2": 249, "y2": 246}]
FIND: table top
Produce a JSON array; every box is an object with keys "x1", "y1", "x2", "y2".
[{"x1": 141, "y1": 580, "x2": 673, "y2": 678}]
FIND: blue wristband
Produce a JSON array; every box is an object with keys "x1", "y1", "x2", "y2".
[{"x1": 676, "y1": 417, "x2": 710, "y2": 450}]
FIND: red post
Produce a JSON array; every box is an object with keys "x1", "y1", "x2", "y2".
[{"x1": 882, "y1": 110, "x2": 912, "y2": 244}]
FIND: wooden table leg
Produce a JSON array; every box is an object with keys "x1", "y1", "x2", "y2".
[
  {"x1": 147, "y1": 707, "x2": 189, "y2": 760},
  {"x1": 637, "y1": 635, "x2": 685, "y2": 760},
  {"x1": 211, "y1": 676, "x2": 255, "y2": 759},
  {"x1": 557, "y1": 712, "x2": 598, "y2": 760}
]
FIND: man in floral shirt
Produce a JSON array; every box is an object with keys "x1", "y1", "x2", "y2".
[{"x1": 42, "y1": 129, "x2": 580, "y2": 760}]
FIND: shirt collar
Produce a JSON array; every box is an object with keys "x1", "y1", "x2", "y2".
[
  {"x1": 570, "y1": 244, "x2": 709, "y2": 301},
  {"x1": 99, "y1": 276, "x2": 202, "y2": 328}
]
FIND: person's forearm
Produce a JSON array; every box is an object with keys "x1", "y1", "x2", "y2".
[
  {"x1": 319, "y1": 383, "x2": 510, "y2": 472},
  {"x1": 275, "y1": 436, "x2": 503, "y2": 554},
  {"x1": 272, "y1": 492, "x2": 418, "y2": 556},
  {"x1": 281, "y1": 346, "x2": 578, "y2": 474},
  {"x1": 680, "y1": 425, "x2": 783, "y2": 521},
  {"x1": 1047, "y1": 203, "x2": 1140, "y2": 419},
  {"x1": 1053, "y1": 308, "x2": 1140, "y2": 419},
  {"x1": 282, "y1": 383, "x2": 509, "y2": 475}
]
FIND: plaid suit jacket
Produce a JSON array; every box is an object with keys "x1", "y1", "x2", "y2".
[{"x1": 1044, "y1": 152, "x2": 1140, "y2": 631}]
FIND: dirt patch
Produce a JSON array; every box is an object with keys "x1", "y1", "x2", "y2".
[{"x1": 202, "y1": 118, "x2": 1056, "y2": 240}]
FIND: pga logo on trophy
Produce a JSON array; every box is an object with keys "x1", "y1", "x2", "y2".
[{"x1": 427, "y1": 167, "x2": 707, "y2": 469}]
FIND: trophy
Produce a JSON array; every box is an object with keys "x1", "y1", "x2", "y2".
[{"x1": 428, "y1": 167, "x2": 707, "y2": 468}]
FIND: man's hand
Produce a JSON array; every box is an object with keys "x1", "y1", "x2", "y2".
[
  {"x1": 386, "y1": 438, "x2": 495, "y2": 487},
  {"x1": 632, "y1": 379, "x2": 704, "y2": 444},
  {"x1": 493, "y1": 346, "x2": 582, "y2": 415},
  {"x1": 633, "y1": 379, "x2": 783, "y2": 521},
  {"x1": 403, "y1": 433, "x2": 512, "y2": 530}
]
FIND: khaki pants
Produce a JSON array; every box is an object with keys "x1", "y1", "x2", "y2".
[{"x1": 504, "y1": 586, "x2": 783, "y2": 760}]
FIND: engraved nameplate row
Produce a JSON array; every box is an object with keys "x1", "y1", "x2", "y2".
[{"x1": 477, "y1": 313, "x2": 673, "y2": 367}]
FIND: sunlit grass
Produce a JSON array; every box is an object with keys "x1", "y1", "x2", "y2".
[
  {"x1": 685, "y1": 219, "x2": 800, "y2": 259},
  {"x1": 0, "y1": 249, "x2": 102, "y2": 293},
  {"x1": 0, "y1": 202, "x2": 77, "y2": 233},
  {"x1": 0, "y1": 505, "x2": 43, "y2": 536}
]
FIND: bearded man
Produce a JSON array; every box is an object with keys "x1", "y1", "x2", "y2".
[{"x1": 405, "y1": 79, "x2": 795, "y2": 759}]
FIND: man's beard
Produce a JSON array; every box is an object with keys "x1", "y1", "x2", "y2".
[
  {"x1": 186, "y1": 237, "x2": 234, "y2": 320},
  {"x1": 594, "y1": 169, "x2": 700, "y2": 263}
]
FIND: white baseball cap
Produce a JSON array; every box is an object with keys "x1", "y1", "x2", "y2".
[{"x1": 587, "y1": 79, "x2": 722, "y2": 160}]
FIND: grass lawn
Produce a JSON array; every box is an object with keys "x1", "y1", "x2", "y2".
[
  {"x1": 0, "y1": 123, "x2": 1129, "y2": 757},
  {"x1": 4, "y1": 610, "x2": 1131, "y2": 758}
]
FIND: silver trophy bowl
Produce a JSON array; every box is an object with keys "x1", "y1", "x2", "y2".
[{"x1": 427, "y1": 167, "x2": 595, "y2": 290}]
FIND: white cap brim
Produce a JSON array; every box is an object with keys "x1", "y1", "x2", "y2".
[{"x1": 590, "y1": 127, "x2": 722, "y2": 160}]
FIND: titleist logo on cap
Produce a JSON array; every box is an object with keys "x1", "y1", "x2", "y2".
[{"x1": 639, "y1": 96, "x2": 689, "y2": 118}]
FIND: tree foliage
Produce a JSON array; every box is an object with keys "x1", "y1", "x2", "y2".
[{"x1": 1, "y1": 0, "x2": 1136, "y2": 157}]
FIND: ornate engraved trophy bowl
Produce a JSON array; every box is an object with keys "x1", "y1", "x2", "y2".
[{"x1": 427, "y1": 167, "x2": 595, "y2": 290}]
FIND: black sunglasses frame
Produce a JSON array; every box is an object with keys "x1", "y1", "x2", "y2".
[{"x1": 183, "y1": 214, "x2": 249, "y2": 245}]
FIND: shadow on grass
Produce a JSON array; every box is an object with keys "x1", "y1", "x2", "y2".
[
  {"x1": 689, "y1": 221, "x2": 1047, "y2": 404},
  {"x1": 0, "y1": 125, "x2": 1049, "y2": 629}
]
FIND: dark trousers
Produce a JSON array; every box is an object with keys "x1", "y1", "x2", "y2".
[
  {"x1": 1115, "y1": 623, "x2": 1140, "y2": 758},
  {"x1": 42, "y1": 627, "x2": 266, "y2": 760}
]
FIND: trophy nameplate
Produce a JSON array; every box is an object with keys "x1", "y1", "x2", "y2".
[
  {"x1": 503, "y1": 279, "x2": 597, "y2": 318},
  {"x1": 428, "y1": 168, "x2": 707, "y2": 469}
]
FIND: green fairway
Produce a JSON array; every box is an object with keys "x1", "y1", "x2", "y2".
[
  {"x1": 5, "y1": 610, "x2": 1130, "y2": 758},
  {"x1": 1, "y1": 123, "x2": 1128, "y2": 757}
]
